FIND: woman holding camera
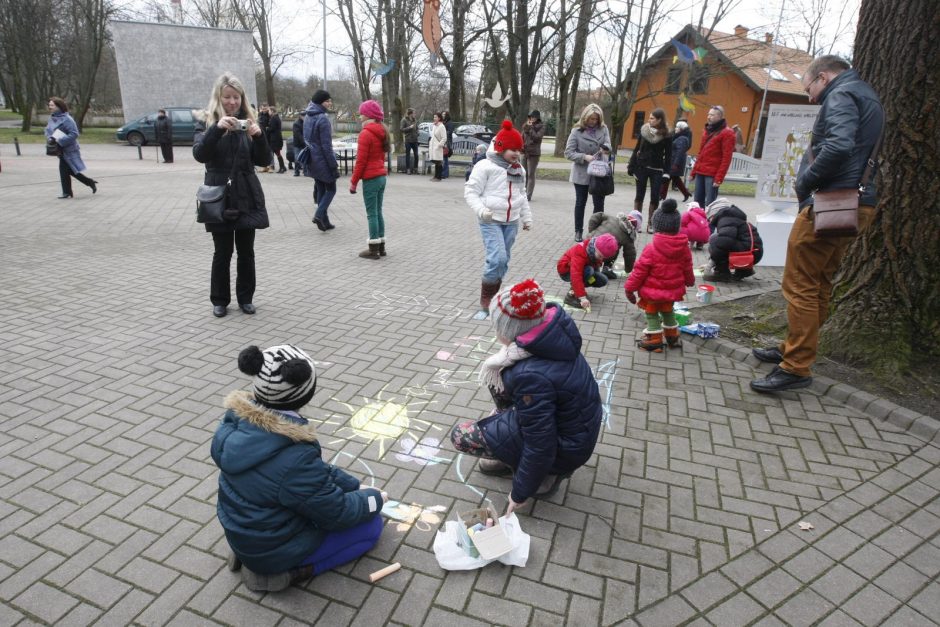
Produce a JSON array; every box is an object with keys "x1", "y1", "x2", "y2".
[
  {"x1": 45, "y1": 97, "x2": 97, "y2": 199},
  {"x1": 193, "y1": 73, "x2": 271, "y2": 318}
]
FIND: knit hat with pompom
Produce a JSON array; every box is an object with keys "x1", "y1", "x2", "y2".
[
  {"x1": 492, "y1": 120, "x2": 524, "y2": 153},
  {"x1": 489, "y1": 279, "x2": 546, "y2": 342},
  {"x1": 652, "y1": 198, "x2": 681, "y2": 234},
  {"x1": 238, "y1": 344, "x2": 317, "y2": 411}
]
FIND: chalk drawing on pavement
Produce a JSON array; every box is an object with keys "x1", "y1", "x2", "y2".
[
  {"x1": 594, "y1": 358, "x2": 620, "y2": 430},
  {"x1": 354, "y1": 290, "x2": 464, "y2": 321}
]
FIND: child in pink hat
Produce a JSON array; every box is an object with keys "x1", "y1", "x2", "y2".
[
  {"x1": 349, "y1": 100, "x2": 390, "y2": 259},
  {"x1": 556, "y1": 233, "x2": 619, "y2": 310}
]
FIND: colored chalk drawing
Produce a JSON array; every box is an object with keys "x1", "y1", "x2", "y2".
[
  {"x1": 432, "y1": 335, "x2": 501, "y2": 389},
  {"x1": 395, "y1": 437, "x2": 449, "y2": 466},
  {"x1": 594, "y1": 358, "x2": 619, "y2": 430},
  {"x1": 329, "y1": 384, "x2": 439, "y2": 457},
  {"x1": 354, "y1": 290, "x2": 464, "y2": 321}
]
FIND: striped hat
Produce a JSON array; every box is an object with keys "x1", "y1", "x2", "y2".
[{"x1": 237, "y1": 344, "x2": 317, "y2": 411}]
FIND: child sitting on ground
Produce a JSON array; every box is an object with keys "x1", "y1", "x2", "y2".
[
  {"x1": 623, "y1": 199, "x2": 695, "y2": 351},
  {"x1": 586, "y1": 212, "x2": 638, "y2": 279},
  {"x1": 680, "y1": 201, "x2": 710, "y2": 250},
  {"x1": 557, "y1": 233, "x2": 619, "y2": 310},
  {"x1": 211, "y1": 344, "x2": 386, "y2": 592}
]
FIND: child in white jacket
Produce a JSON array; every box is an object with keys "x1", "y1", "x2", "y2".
[{"x1": 465, "y1": 120, "x2": 534, "y2": 320}]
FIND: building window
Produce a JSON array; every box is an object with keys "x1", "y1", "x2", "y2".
[
  {"x1": 689, "y1": 64, "x2": 709, "y2": 94},
  {"x1": 633, "y1": 111, "x2": 645, "y2": 139},
  {"x1": 664, "y1": 66, "x2": 682, "y2": 93},
  {"x1": 763, "y1": 67, "x2": 788, "y2": 81}
]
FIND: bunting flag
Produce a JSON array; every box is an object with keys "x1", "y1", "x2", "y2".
[
  {"x1": 678, "y1": 92, "x2": 696, "y2": 113},
  {"x1": 422, "y1": 0, "x2": 442, "y2": 64},
  {"x1": 671, "y1": 38, "x2": 696, "y2": 64},
  {"x1": 370, "y1": 60, "x2": 395, "y2": 82}
]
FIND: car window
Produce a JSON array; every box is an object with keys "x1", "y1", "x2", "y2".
[{"x1": 171, "y1": 110, "x2": 192, "y2": 123}]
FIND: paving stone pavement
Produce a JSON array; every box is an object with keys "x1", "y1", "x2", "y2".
[{"x1": 1, "y1": 144, "x2": 937, "y2": 626}]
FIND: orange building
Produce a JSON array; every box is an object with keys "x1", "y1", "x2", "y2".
[{"x1": 621, "y1": 24, "x2": 815, "y2": 157}]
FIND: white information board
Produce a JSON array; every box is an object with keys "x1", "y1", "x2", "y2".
[{"x1": 757, "y1": 104, "x2": 820, "y2": 210}]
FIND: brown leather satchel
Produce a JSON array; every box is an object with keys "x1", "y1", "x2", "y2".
[{"x1": 808, "y1": 112, "x2": 883, "y2": 238}]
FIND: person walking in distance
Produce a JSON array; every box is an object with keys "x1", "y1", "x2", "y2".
[
  {"x1": 522, "y1": 110, "x2": 545, "y2": 201},
  {"x1": 155, "y1": 109, "x2": 174, "y2": 163},
  {"x1": 267, "y1": 106, "x2": 287, "y2": 173},
  {"x1": 303, "y1": 90, "x2": 340, "y2": 231},
  {"x1": 400, "y1": 108, "x2": 419, "y2": 174},
  {"x1": 291, "y1": 112, "x2": 304, "y2": 176},
  {"x1": 45, "y1": 97, "x2": 98, "y2": 199},
  {"x1": 751, "y1": 56, "x2": 884, "y2": 393}
]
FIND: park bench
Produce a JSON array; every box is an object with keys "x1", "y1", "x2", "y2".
[
  {"x1": 682, "y1": 152, "x2": 760, "y2": 184},
  {"x1": 420, "y1": 137, "x2": 487, "y2": 174}
]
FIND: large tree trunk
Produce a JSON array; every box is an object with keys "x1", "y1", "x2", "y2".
[
  {"x1": 819, "y1": 0, "x2": 940, "y2": 379},
  {"x1": 553, "y1": 0, "x2": 593, "y2": 157}
]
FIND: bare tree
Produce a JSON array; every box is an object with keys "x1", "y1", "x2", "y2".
[
  {"x1": 336, "y1": 0, "x2": 378, "y2": 101},
  {"x1": 232, "y1": 0, "x2": 298, "y2": 106},
  {"x1": 771, "y1": 0, "x2": 858, "y2": 56},
  {"x1": 191, "y1": 0, "x2": 241, "y2": 28},
  {"x1": 0, "y1": 0, "x2": 62, "y2": 130},
  {"x1": 553, "y1": 0, "x2": 596, "y2": 156},
  {"x1": 61, "y1": 0, "x2": 119, "y2": 129}
]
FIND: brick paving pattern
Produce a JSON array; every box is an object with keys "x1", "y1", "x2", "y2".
[{"x1": 0, "y1": 144, "x2": 937, "y2": 626}]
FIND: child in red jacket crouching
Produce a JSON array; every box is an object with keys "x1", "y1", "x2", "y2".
[
  {"x1": 556, "y1": 233, "x2": 619, "y2": 311},
  {"x1": 623, "y1": 199, "x2": 695, "y2": 351}
]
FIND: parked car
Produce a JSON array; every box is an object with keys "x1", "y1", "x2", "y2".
[
  {"x1": 115, "y1": 107, "x2": 199, "y2": 146},
  {"x1": 332, "y1": 134, "x2": 358, "y2": 155},
  {"x1": 417, "y1": 122, "x2": 432, "y2": 146},
  {"x1": 454, "y1": 124, "x2": 494, "y2": 143}
]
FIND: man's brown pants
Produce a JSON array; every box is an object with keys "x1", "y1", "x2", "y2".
[{"x1": 778, "y1": 204, "x2": 876, "y2": 376}]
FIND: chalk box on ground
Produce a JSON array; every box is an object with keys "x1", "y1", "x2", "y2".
[{"x1": 455, "y1": 507, "x2": 513, "y2": 560}]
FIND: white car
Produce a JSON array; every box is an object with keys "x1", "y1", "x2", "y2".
[{"x1": 332, "y1": 134, "x2": 358, "y2": 155}]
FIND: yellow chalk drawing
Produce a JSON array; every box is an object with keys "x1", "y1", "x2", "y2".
[{"x1": 329, "y1": 385, "x2": 438, "y2": 457}]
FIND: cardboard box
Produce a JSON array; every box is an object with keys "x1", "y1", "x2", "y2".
[{"x1": 455, "y1": 507, "x2": 513, "y2": 561}]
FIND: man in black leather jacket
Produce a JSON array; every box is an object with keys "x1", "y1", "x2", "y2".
[{"x1": 751, "y1": 56, "x2": 884, "y2": 393}]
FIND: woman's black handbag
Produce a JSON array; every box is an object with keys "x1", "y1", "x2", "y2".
[
  {"x1": 46, "y1": 139, "x2": 62, "y2": 157},
  {"x1": 196, "y1": 134, "x2": 244, "y2": 224},
  {"x1": 589, "y1": 169, "x2": 615, "y2": 196}
]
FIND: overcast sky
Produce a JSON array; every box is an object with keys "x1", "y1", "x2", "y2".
[{"x1": 269, "y1": 0, "x2": 859, "y2": 82}]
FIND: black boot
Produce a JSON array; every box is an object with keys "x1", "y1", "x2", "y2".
[
  {"x1": 378, "y1": 240, "x2": 386, "y2": 256},
  {"x1": 358, "y1": 242, "x2": 381, "y2": 259}
]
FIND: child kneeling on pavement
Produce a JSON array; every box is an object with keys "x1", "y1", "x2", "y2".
[
  {"x1": 449, "y1": 280, "x2": 603, "y2": 515},
  {"x1": 557, "y1": 233, "x2": 619, "y2": 310},
  {"x1": 624, "y1": 199, "x2": 695, "y2": 352},
  {"x1": 586, "y1": 212, "x2": 639, "y2": 279},
  {"x1": 211, "y1": 344, "x2": 385, "y2": 592}
]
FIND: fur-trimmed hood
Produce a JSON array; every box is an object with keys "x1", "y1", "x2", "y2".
[
  {"x1": 223, "y1": 390, "x2": 317, "y2": 442},
  {"x1": 640, "y1": 123, "x2": 671, "y2": 144}
]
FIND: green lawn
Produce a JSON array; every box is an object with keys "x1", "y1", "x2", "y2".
[
  {"x1": 0, "y1": 109, "x2": 24, "y2": 121},
  {"x1": 534, "y1": 167, "x2": 756, "y2": 197},
  {"x1": 0, "y1": 127, "x2": 121, "y2": 144}
]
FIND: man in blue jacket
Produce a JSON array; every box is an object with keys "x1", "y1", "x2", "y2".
[
  {"x1": 751, "y1": 56, "x2": 884, "y2": 393},
  {"x1": 303, "y1": 90, "x2": 340, "y2": 230}
]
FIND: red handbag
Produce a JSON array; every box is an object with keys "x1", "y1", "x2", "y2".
[{"x1": 728, "y1": 223, "x2": 756, "y2": 270}]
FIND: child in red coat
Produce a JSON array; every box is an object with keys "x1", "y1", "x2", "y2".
[
  {"x1": 556, "y1": 233, "x2": 619, "y2": 310},
  {"x1": 349, "y1": 100, "x2": 390, "y2": 259},
  {"x1": 624, "y1": 199, "x2": 695, "y2": 351},
  {"x1": 680, "y1": 201, "x2": 710, "y2": 249}
]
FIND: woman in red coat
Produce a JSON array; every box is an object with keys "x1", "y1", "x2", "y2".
[
  {"x1": 689, "y1": 105, "x2": 736, "y2": 207},
  {"x1": 349, "y1": 100, "x2": 390, "y2": 259}
]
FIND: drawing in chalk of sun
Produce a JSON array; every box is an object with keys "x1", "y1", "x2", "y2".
[
  {"x1": 594, "y1": 358, "x2": 619, "y2": 430},
  {"x1": 432, "y1": 335, "x2": 501, "y2": 389},
  {"x1": 395, "y1": 436, "x2": 451, "y2": 466},
  {"x1": 353, "y1": 290, "x2": 464, "y2": 321},
  {"x1": 382, "y1": 500, "x2": 448, "y2": 532},
  {"x1": 329, "y1": 385, "x2": 440, "y2": 457}
]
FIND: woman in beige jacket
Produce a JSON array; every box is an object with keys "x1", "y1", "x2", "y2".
[{"x1": 428, "y1": 112, "x2": 448, "y2": 181}]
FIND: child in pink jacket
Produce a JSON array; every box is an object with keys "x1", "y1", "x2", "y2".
[
  {"x1": 624, "y1": 199, "x2": 695, "y2": 352},
  {"x1": 680, "y1": 201, "x2": 710, "y2": 249}
]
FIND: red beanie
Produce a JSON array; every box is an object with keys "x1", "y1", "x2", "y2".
[{"x1": 493, "y1": 120, "x2": 523, "y2": 153}]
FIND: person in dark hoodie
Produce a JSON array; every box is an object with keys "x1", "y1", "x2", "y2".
[
  {"x1": 702, "y1": 197, "x2": 764, "y2": 282},
  {"x1": 212, "y1": 344, "x2": 386, "y2": 592},
  {"x1": 266, "y1": 106, "x2": 286, "y2": 173},
  {"x1": 155, "y1": 109, "x2": 174, "y2": 163},
  {"x1": 522, "y1": 110, "x2": 545, "y2": 200},
  {"x1": 449, "y1": 279, "x2": 602, "y2": 515},
  {"x1": 290, "y1": 111, "x2": 304, "y2": 176},
  {"x1": 660, "y1": 120, "x2": 691, "y2": 201},
  {"x1": 624, "y1": 199, "x2": 695, "y2": 352},
  {"x1": 303, "y1": 90, "x2": 340, "y2": 231},
  {"x1": 627, "y1": 108, "x2": 672, "y2": 232}
]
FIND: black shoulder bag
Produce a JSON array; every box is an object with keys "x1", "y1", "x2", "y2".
[{"x1": 196, "y1": 134, "x2": 243, "y2": 224}]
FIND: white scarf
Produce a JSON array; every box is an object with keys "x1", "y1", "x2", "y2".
[{"x1": 479, "y1": 342, "x2": 532, "y2": 393}]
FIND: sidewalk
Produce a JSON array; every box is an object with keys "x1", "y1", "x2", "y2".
[{"x1": 0, "y1": 144, "x2": 937, "y2": 626}]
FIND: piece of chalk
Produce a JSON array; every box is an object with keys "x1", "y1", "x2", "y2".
[
  {"x1": 380, "y1": 491, "x2": 388, "y2": 501},
  {"x1": 369, "y1": 562, "x2": 401, "y2": 583}
]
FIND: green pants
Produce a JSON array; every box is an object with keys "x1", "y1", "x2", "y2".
[
  {"x1": 645, "y1": 310, "x2": 677, "y2": 332},
  {"x1": 363, "y1": 176, "x2": 386, "y2": 240}
]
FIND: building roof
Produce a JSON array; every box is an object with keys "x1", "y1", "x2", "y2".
[{"x1": 649, "y1": 24, "x2": 816, "y2": 97}]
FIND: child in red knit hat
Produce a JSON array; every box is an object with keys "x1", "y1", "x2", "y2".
[{"x1": 465, "y1": 120, "x2": 533, "y2": 320}]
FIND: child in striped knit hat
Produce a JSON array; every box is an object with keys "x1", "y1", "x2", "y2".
[{"x1": 211, "y1": 344, "x2": 386, "y2": 592}]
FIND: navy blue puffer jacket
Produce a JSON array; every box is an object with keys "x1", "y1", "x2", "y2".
[
  {"x1": 211, "y1": 391, "x2": 383, "y2": 574},
  {"x1": 479, "y1": 304, "x2": 602, "y2": 503}
]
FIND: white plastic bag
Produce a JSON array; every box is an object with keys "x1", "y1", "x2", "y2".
[{"x1": 433, "y1": 513, "x2": 530, "y2": 570}]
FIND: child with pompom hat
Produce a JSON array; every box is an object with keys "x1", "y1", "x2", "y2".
[
  {"x1": 556, "y1": 232, "x2": 619, "y2": 310},
  {"x1": 465, "y1": 120, "x2": 533, "y2": 319},
  {"x1": 624, "y1": 199, "x2": 695, "y2": 351},
  {"x1": 449, "y1": 280, "x2": 602, "y2": 515},
  {"x1": 211, "y1": 344, "x2": 387, "y2": 592}
]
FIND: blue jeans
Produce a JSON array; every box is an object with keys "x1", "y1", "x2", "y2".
[
  {"x1": 442, "y1": 155, "x2": 450, "y2": 179},
  {"x1": 560, "y1": 265, "x2": 609, "y2": 289},
  {"x1": 299, "y1": 515, "x2": 383, "y2": 575},
  {"x1": 479, "y1": 221, "x2": 519, "y2": 283},
  {"x1": 693, "y1": 175, "x2": 719, "y2": 207},
  {"x1": 314, "y1": 179, "x2": 336, "y2": 223}
]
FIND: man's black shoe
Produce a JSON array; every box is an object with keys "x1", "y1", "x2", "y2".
[
  {"x1": 752, "y1": 346, "x2": 783, "y2": 364},
  {"x1": 239, "y1": 303, "x2": 256, "y2": 314},
  {"x1": 212, "y1": 305, "x2": 227, "y2": 318},
  {"x1": 750, "y1": 366, "x2": 812, "y2": 393}
]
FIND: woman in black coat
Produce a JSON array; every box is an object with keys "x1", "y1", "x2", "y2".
[
  {"x1": 703, "y1": 199, "x2": 763, "y2": 282},
  {"x1": 193, "y1": 73, "x2": 271, "y2": 318},
  {"x1": 267, "y1": 108, "x2": 286, "y2": 173},
  {"x1": 628, "y1": 108, "x2": 672, "y2": 232}
]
